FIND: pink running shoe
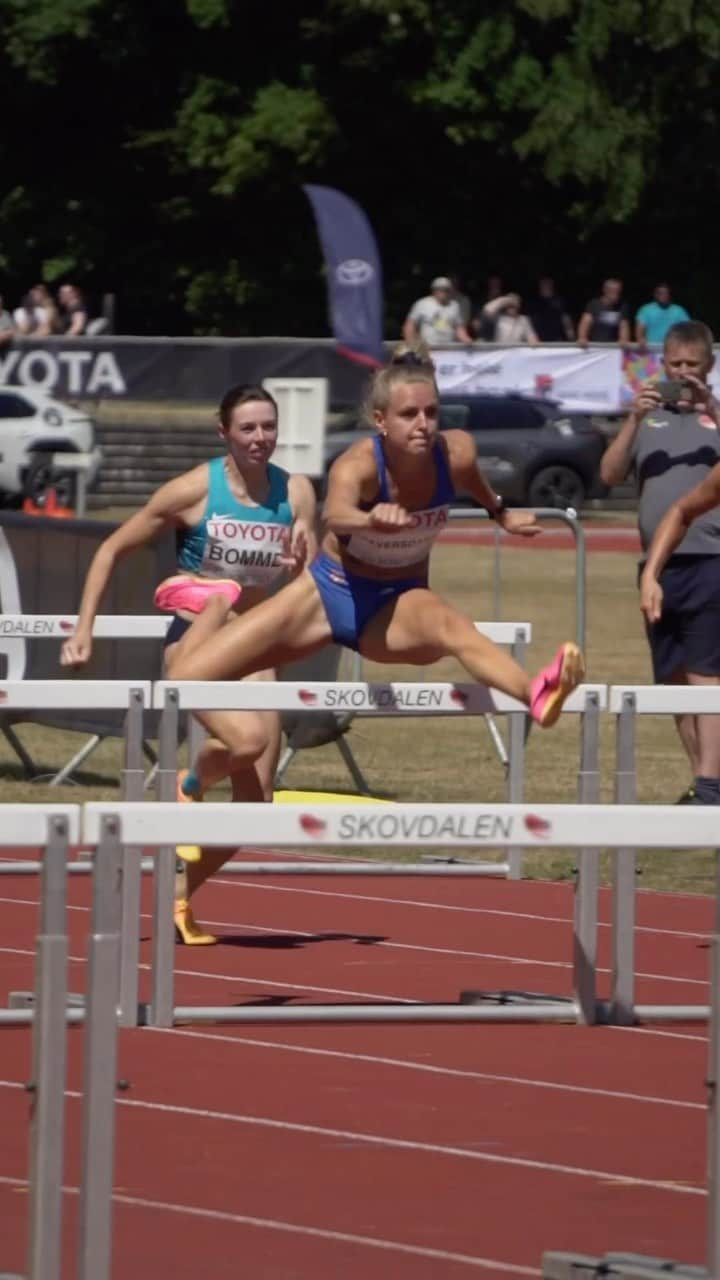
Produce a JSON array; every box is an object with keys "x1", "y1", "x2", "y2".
[
  {"x1": 154, "y1": 575, "x2": 242, "y2": 615},
  {"x1": 530, "y1": 642, "x2": 585, "y2": 728}
]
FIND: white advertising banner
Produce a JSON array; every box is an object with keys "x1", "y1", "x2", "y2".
[{"x1": 432, "y1": 346, "x2": 624, "y2": 414}]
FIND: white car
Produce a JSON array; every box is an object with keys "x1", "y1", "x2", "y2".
[{"x1": 0, "y1": 385, "x2": 102, "y2": 506}]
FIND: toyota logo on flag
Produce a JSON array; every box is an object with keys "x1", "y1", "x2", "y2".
[{"x1": 336, "y1": 259, "x2": 375, "y2": 286}]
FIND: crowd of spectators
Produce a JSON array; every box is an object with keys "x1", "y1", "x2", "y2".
[
  {"x1": 0, "y1": 282, "x2": 103, "y2": 344},
  {"x1": 403, "y1": 275, "x2": 690, "y2": 348}
]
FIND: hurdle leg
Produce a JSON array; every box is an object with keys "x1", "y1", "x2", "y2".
[
  {"x1": 573, "y1": 692, "x2": 601, "y2": 1025},
  {"x1": 708, "y1": 915, "x2": 720, "y2": 1278},
  {"x1": 118, "y1": 690, "x2": 146, "y2": 1028},
  {"x1": 78, "y1": 816, "x2": 123, "y2": 1280},
  {"x1": 148, "y1": 689, "x2": 180, "y2": 1027},
  {"x1": 506, "y1": 711, "x2": 526, "y2": 879},
  {"x1": 27, "y1": 815, "x2": 70, "y2": 1280},
  {"x1": 610, "y1": 695, "x2": 637, "y2": 1025}
]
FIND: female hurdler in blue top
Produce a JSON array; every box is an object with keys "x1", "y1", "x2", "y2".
[
  {"x1": 60, "y1": 384, "x2": 316, "y2": 944},
  {"x1": 171, "y1": 350, "x2": 585, "y2": 734}
]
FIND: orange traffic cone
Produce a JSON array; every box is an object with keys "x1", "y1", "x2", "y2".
[{"x1": 22, "y1": 487, "x2": 74, "y2": 519}]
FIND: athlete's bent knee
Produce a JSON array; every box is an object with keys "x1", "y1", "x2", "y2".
[{"x1": 225, "y1": 722, "x2": 269, "y2": 767}]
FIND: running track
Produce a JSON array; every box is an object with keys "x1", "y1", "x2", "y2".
[{"x1": 0, "y1": 848, "x2": 711, "y2": 1278}]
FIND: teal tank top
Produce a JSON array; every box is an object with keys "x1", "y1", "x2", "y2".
[{"x1": 177, "y1": 456, "x2": 294, "y2": 588}]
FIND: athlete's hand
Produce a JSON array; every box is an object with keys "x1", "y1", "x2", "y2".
[
  {"x1": 639, "y1": 573, "x2": 663, "y2": 624},
  {"x1": 500, "y1": 510, "x2": 541, "y2": 538},
  {"x1": 368, "y1": 503, "x2": 414, "y2": 532},
  {"x1": 280, "y1": 522, "x2": 309, "y2": 574},
  {"x1": 60, "y1": 629, "x2": 93, "y2": 668}
]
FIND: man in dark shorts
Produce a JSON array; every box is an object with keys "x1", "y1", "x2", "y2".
[{"x1": 601, "y1": 320, "x2": 720, "y2": 804}]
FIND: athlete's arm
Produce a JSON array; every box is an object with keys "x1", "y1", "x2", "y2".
[
  {"x1": 285, "y1": 474, "x2": 318, "y2": 575},
  {"x1": 640, "y1": 464, "x2": 720, "y2": 622},
  {"x1": 60, "y1": 468, "x2": 207, "y2": 667},
  {"x1": 445, "y1": 431, "x2": 540, "y2": 537},
  {"x1": 324, "y1": 443, "x2": 413, "y2": 534}
]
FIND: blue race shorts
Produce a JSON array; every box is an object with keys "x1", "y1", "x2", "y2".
[{"x1": 308, "y1": 551, "x2": 427, "y2": 651}]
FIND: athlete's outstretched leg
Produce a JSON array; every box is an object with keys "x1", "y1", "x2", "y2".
[
  {"x1": 170, "y1": 572, "x2": 332, "y2": 683},
  {"x1": 360, "y1": 589, "x2": 584, "y2": 727}
]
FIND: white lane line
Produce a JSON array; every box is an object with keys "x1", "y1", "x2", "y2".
[
  {"x1": 0, "y1": 944, "x2": 417, "y2": 1004},
  {"x1": 52, "y1": 1090, "x2": 714, "y2": 1196},
  {"x1": 0, "y1": 874, "x2": 709, "y2": 940},
  {"x1": 0, "y1": 1174, "x2": 535, "y2": 1274},
  {"x1": 207, "y1": 878, "x2": 712, "y2": 941},
  {"x1": 150, "y1": 1028, "x2": 704, "y2": 1111},
  {"x1": 0, "y1": 1086, "x2": 704, "y2": 1196},
  {"x1": 611, "y1": 1026, "x2": 707, "y2": 1044},
  {"x1": 0, "y1": 902, "x2": 708, "y2": 990}
]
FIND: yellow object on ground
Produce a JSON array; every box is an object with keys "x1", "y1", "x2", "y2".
[{"x1": 273, "y1": 790, "x2": 393, "y2": 805}]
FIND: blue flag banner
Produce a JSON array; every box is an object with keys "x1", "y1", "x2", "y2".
[{"x1": 303, "y1": 184, "x2": 384, "y2": 367}]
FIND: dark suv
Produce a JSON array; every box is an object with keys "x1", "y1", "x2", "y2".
[{"x1": 323, "y1": 393, "x2": 608, "y2": 509}]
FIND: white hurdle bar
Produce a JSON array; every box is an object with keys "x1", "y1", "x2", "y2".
[
  {"x1": 0, "y1": 613, "x2": 172, "y2": 638},
  {"x1": 609, "y1": 685, "x2": 720, "y2": 1027},
  {"x1": 150, "y1": 680, "x2": 605, "y2": 1027},
  {"x1": 83, "y1": 795, "x2": 701, "y2": 1034}
]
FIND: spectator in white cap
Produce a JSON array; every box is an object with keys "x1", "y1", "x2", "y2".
[{"x1": 403, "y1": 276, "x2": 473, "y2": 347}]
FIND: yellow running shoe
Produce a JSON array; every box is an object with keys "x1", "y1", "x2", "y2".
[
  {"x1": 173, "y1": 898, "x2": 217, "y2": 946},
  {"x1": 176, "y1": 769, "x2": 202, "y2": 864}
]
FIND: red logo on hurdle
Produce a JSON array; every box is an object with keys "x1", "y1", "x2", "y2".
[
  {"x1": 524, "y1": 813, "x2": 551, "y2": 839},
  {"x1": 59, "y1": 620, "x2": 75, "y2": 632},
  {"x1": 450, "y1": 689, "x2": 469, "y2": 706},
  {"x1": 0, "y1": 689, "x2": 6, "y2": 702},
  {"x1": 299, "y1": 814, "x2": 327, "y2": 836},
  {"x1": 297, "y1": 689, "x2": 318, "y2": 705}
]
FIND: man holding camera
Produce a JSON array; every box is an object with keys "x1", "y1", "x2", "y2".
[{"x1": 601, "y1": 321, "x2": 720, "y2": 804}]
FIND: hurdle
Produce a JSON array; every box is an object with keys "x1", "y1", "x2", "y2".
[
  {"x1": 609, "y1": 685, "x2": 720, "y2": 1026},
  {"x1": 0, "y1": 679, "x2": 151, "y2": 1031},
  {"x1": 0, "y1": 806, "x2": 79, "y2": 1280},
  {"x1": 145, "y1": 679, "x2": 605, "y2": 1025},
  {"x1": 4, "y1": 801, "x2": 717, "y2": 1280},
  {"x1": 0, "y1": 618, "x2": 166, "y2": 786},
  {"x1": 85, "y1": 793, "x2": 705, "y2": 1032}
]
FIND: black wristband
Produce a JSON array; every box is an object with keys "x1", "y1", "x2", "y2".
[{"x1": 487, "y1": 496, "x2": 506, "y2": 521}]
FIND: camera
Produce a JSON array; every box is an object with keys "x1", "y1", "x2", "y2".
[{"x1": 656, "y1": 379, "x2": 691, "y2": 406}]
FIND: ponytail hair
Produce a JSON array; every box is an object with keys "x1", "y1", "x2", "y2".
[{"x1": 362, "y1": 341, "x2": 438, "y2": 426}]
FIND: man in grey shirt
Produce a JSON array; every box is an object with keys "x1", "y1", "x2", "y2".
[
  {"x1": 601, "y1": 320, "x2": 720, "y2": 804},
  {"x1": 403, "y1": 276, "x2": 473, "y2": 348}
]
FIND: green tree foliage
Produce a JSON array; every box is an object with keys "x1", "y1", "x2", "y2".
[{"x1": 1, "y1": 0, "x2": 718, "y2": 334}]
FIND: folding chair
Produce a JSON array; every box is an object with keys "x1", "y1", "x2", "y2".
[{"x1": 275, "y1": 645, "x2": 370, "y2": 793}]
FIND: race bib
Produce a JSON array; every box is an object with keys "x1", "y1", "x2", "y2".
[
  {"x1": 201, "y1": 515, "x2": 289, "y2": 586},
  {"x1": 345, "y1": 506, "x2": 448, "y2": 569}
]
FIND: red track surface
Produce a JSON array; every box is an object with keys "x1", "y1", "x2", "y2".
[{"x1": 0, "y1": 853, "x2": 711, "y2": 1278}]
